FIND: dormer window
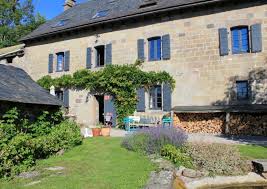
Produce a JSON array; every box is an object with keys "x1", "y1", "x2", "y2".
[
  {"x1": 139, "y1": 0, "x2": 157, "y2": 9},
  {"x1": 93, "y1": 10, "x2": 109, "y2": 19},
  {"x1": 53, "y1": 19, "x2": 69, "y2": 27}
]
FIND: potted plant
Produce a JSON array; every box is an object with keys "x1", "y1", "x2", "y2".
[
  {"x1": 101, "y1": 123, "x2": 111, "y2": 137},
  {"x1": 92, "y1": 124, "x2": 102, "y2": 137}
]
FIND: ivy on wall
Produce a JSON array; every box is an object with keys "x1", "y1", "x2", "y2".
[{"x1": 37, "y1": 61, "x2": 175, "y2": 125}]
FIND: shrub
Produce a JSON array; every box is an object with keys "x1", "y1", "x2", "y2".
[
  {"x1": 186, "y1": 143, "x2": 250, "y2": 176},
  {"x1": 34, "y1": 120, "x2": 83, "y2": 158},
  {"x1": 161, "y1": 145, "x2": 193, "y2": 168},
  {"x1": 121, "y1": 127, "x2": 187, "y2": 154},
  {"x1": 0, "y1": 107, "x2": 82, "y2": 178},
  {"x1": 0, "y1": 134, "x2": 35, "y2": 178}
]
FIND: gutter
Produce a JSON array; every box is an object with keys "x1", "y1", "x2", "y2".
[{"x1": 20, "y1": 0, "x2": 229, "y2": 42}]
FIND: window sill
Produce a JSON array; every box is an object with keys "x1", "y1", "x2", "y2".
[
  {"x1": 56, "y1": 70, "x2": 64, "y2": 72},
  {"x1": 232, "y1": 51, "x2": 250, "y2": 55}
]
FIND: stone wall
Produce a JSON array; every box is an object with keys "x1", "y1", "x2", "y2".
[
  {"x1": 174, "y1": 112, "x2": 267, "y2": 136},
  {"x1": 11, "y1": 1, "x2": 267, "y2": 126}
]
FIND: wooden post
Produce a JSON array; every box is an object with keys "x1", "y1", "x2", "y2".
[{"x1": 225, "y1": 112, "x2": 230, "y2": 134}]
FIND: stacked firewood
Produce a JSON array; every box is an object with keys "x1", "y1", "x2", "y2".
[
  {"x1": 228, "y1": 113, "x2": 267, "y2": 136},
  {"x1": 173, "y1": 113, "x2": 225, "y2": 134}
]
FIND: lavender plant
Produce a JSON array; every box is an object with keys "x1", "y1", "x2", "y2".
[{"x1": 121, "y1": 127, "x2": 187, "y2": 154}]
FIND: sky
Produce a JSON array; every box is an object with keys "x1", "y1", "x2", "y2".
[{"x1": 32, "y1": 0, "x2": 88, "y2": 20}]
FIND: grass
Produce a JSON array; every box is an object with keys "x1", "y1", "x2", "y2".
[
  {"x1": 238, "y1": 144, "x2": 267, "y2": 159},
  {"x1": 0, "y1": 138, "x2": 154, "y2": 189}
]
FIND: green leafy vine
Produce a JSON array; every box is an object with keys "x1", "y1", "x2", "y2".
[{"x1": 37, "y1": 61, "x2": 175, "y2": 126}]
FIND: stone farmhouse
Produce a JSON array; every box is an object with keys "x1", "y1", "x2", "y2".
[{"x1": 3, "y1": 0, "x2": 267, "y2": 135}]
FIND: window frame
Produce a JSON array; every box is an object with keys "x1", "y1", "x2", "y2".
[
  {"x1": 95, "y1": 45, "x2": 105, "y2": 67},
  {"x1": 56, "y1": 52, "x2": 65, "y2": 72},
  {"x1": 236, "y1": 80, "x2": 249, "y2": 101},
  {"x1": 149, "y1": 85, "x2": 163, "y2": 110},
  {"x1": 148, "y1": 37, "x2": 162, "y2": 61},
  {"x1": 231, "y1": 26, "x2": 250, "y2": 54}
]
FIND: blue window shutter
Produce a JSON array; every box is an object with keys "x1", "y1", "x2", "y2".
[
  {"x1": 149, "y1": 39, "x2": 154, "y2": 61},
  {"x1": 86, "y1": 47, "x2": 92, "y2": 69},
  {"x1": 219, "y1": 28, "x2": 229, "y2": 56},
  {"x1": 63, "y1": 89, "x2": 69, "y2": 107},
  {"x1": 156, "y1": 38, "x2": 161, "y2": 60},
  {"x1": 64, "y1": 51, "x2": 70, "y2": 71},
  {"x1": 105, "y1": 43, "x2": 112, "y2": 65},
  {"x1": 48, "y1": 54, "x2": 53, "y2": 73},
  {"x1": 137, "y1": 39, "x2": 145, "y2": 61},
  {"x1": 251, "y1": 24, "x2": 262, "y2": 53},
  {"x1": 232, "y1": 29, "x2": 240, "y2": 54},
  {"x1": 163, "y1": 83, "x2": 172, "y2": 112},
  {"x1": 240, "y1": 28, "x2": 249, "y2": 52},
  {"x1": 104, "y1": 95, "x2": 117, "y2": 127},
  {"x1": 136, "y1": 88, "x2": 145, "y2": 112},
  {"x1": 162, "y1": 34, "x2": 170, "y2": 60}
]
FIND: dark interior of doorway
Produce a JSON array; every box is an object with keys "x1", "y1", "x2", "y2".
[{"x1": 95, "y1": 95, "x2": 104, "y2": 124}]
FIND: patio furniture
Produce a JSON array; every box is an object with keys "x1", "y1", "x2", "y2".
[
  {"x1": 123, "y1": 116, "x2": 160, "y2": 132},
  {"x1": 162, "y1": 117, "x2": 173, "y2": 128}
]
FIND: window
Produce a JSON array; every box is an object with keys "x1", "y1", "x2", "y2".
[
  {"x1": 55, "y1": 91, "x2": 64, "y2": 101},
  {"x1": 231, "y1": 26, "x2": 249, "y2": 54},
  {"x1": 149, "y1": 85, "x2": 162, "y2": 110},
  {"x1": 148, "y1": 37, "x2": 161, "y2": 61},
  {"x1": 139, "y1": 1, "x2": 157, "y2": 9},
  {"x1": 53, "y1": 19, "x2": 69, "y2": 27},
  {"x1": 95, "y1": 45, "x2": 105, "y2": 67},
  {"x1": 236, "y1": 81, "x2": 249, "y2": 100},
  {"x1": 56, "y1": 52, "x2": 64, "y2": 72},
  {"x1": 93, "y1": 10, "x2": 109, "y2": 19}
]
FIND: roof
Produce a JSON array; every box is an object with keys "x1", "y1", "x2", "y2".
[
  {"x1": 21, "y1": 0, "x2": 228, "y2": 41},
  {"x1": 172, "y1": 105, "x2": 267, "y2": 113},
  {"x1": 0, "y1": 44, "x2": 25, "y2": 59},
  {"x1": 0, "y1": 64, "x2": 63, "y2": 106}
]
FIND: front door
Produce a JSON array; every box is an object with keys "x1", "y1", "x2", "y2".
[
  {"x1": 95, "y1": 95, "x2": 104, "y2": 124},
  {"x1": 104, "y1": 95, "x2": 117, "y2": 127}
]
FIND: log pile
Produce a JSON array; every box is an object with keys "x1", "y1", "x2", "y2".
[
  {"x1": 228, "y1": 113, "x2": 267, "y2": 136},
  {"x1": 173, "y1": 113, "x2": 225, "y2": 134}
]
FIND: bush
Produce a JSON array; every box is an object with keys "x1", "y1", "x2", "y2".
[
  {"x1": 34, "y1": 120, "x2": 83, "y2": 158},
  {"x1": 121, "y1": 127, "x2": 187, "y2": 154},
  {"x1": 0, "y1": 107, "x2": 83, "y2": 178},
  {"x1": 161, "y1": 144, "x2": 193, "y2": 168},
  {"x1": 186, "y1": 143, "x2": 250, "y2": 176},
  {"x1": 0, "y1": 134, "x2": 35, "y2": 178}
]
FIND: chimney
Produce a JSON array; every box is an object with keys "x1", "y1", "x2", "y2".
[{"x1": 64, "y1": 0, "x2": 76, "y2": 11}]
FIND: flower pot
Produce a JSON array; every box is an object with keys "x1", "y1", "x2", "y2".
[
  {"x1": 101, "y1": 127, "x2": 111, "y2": 137},
  {"x1": 92, "y1": 128, "x2": 101, "y2": 137}
]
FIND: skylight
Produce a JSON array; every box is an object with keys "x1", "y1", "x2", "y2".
[
  {"x1": 53, "y1": 19, "x2": 69, "y2": 28},
  {"x1": 139, "y1": 0, "x2": 157, "y2": 9},
  {"x1": 93, "y1": 10, "x2": 109, "y2": 19}
]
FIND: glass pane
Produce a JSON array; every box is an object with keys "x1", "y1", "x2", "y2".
[
  {"x1": 57, "y1": 53, "x2": 64, "y2": 71},
  {"x1": 236, "y1": 81, "x2": 248, "y2": 100}
]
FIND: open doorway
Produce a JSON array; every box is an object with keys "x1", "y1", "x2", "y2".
[
  {"x1": 95, "y1": 45, "x2": 105, "y2": 67},
  {"x1": 95, "y1": 95, "x2": 104, "y2": 124}
]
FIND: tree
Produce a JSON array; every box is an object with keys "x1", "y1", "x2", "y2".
[{"x1": 0, "y1": 0, "x2": 46, "y2": 48}]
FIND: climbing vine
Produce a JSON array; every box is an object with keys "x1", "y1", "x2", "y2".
[{"x1": 37, "y1": 61, "x2": 175, "y2": 126}]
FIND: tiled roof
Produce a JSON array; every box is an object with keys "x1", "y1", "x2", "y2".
[
  {"x1": 0, "y1": 64, "x2": 63, "y2": 106},
  {"x1": 21, "y1": 0, "x2": 227, "y2": 41}
]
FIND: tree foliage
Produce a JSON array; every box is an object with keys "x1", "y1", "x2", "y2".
[
  {"x1": 0, "y1": 0, "x2": 46, "y2": 48},
  {"x1": 37, "y1": 63, "x2": 175, "y2": 125}
]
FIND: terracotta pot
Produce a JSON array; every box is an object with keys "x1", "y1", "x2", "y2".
[
  {"x1": 92, "y1": 128, "x2": 101, "y2": 137},
  {"x1": 101, "y1": 127, "x2": 111, "y2": 137}
]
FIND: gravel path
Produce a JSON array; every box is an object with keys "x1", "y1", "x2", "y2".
[{"x1": 188, "y1": 133, "x2": 267, "y2": 146}]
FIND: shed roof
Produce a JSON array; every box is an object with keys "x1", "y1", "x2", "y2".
[
  {"x1": 0, "y1": 64, "x2": 63, "y2": 106},
  {"x1": 21, "y1": 0, "x2": 228, "y2": 41},
  {"x1": 172, "y1": 105, "x2": 267, "y2": 113},
  {"x1": 0, "y1": 44, "x2": 25, "y2": 59}
]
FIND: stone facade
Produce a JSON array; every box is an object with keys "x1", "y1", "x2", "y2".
[{"x1": 11, "y1": 1, "x2": 267, "y2": 127}]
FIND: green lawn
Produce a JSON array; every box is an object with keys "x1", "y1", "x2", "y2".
[
  {"x1": 238, "y1": 144, "x2": 267, "y2": 159},
  {"x1": 0, "y1": 138, "x2": 154, "y2": 189}
]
